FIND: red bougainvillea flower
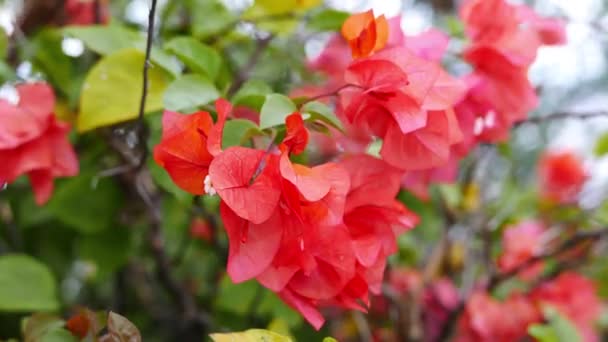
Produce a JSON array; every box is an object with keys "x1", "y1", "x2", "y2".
[
  {"x1": 204, "y1": 113, "x2": 418, "y2": 330},
  {"x1": 341, "y1": 47, "x2": 465, "y2": 170},
  {"x1": 0, "y1": 83, "x2": 78, "y2": 205},
  {"x1": 538, "y1": 150, "x2": 588, "y2": 204},
  {"x1": 456, "y1": 0, "x2": 566, "y2": 145},
  {"x1": 455, "y1": 293, "x2": 541, "y2": 342},
  {"x1": 401, "y1": 156, "x2": 459, "y2": 200},
  {"x1": 497, "y1": 221, "x2": 546, "y2": 279},
  {"x1": 341, "y1": 10, "x2": 389, "y2": 58},
  {"x1": 153, "y1": 99, "x2": 230, "y2": 195},
  {"x1": 189, "y1": 217, "x2": 213, "y2": 242},
  {"x1": 65, "y1": 0, "x2": 109, "y2": 26},
  {"x1": 530, "y1": 272, "x2": 601, "y2": 342}
]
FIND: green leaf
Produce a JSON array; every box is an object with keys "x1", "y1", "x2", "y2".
[
  {"x1": 64, "y1": 25, "x2": 141, "y2": 56},
  {"x1": 40, "y1": 328, "x2": 79, "y2": 342},
  {"x1": 232, "y1": 79, "x2": 273, "y2": 111},
  {"x1": 165, "y1": 37, "x2": 222, "y2": 80},
  {"x1": 163, "y1": 74, "x2": 220, "y2": 111},
  {"x1": 47, "y1": 173, "x2": 123, "y2": 234},
  {"x1": 323, "y1": 338, "x2": 338, "y2": 342},
  {"x1": 301, "y1": 100, "x2": 343, "y2": 131},
  {"x1": 22, "y1": 314, "x2": 65, "y2": 341},
  {"x1": 215, "y1": 277, "x2": 260, "y2": 315},
  {"x1": 189, "y1": 0, "x2": 236, "y2": 39},
  {"x1": 307, "y1": 9, "x2": 349, "y2": 31},
  {"x1": 222, "y1": 119, "x2": 264, "y2": 149},
  {"x1": 78, "y1": 48, "x2": 170, "y2": 132},
  {"x1": 76, "y1": 227, "x2": 132, "y2": 280},
  {"x1": 64, "y1": 25, "x2": 180, "y2": 76},
  {"x1": 210, "y1": 329, "x2": 292, "y2": 342},
  {"x1": 31, "y1": 29, "x2": 75, "y2": 99},
  {"x1": 594, "y1": 132, "x2": 608, "y2": 157},
  {"x1": 259, "y1": 94, "x2": 296, "y2": 129},
  {"x1": 257, "y1": 291, "x2": 302, "y2": 328},
  {"x1": 528, "y1": 306, "x2": 582, "y2": 342},
  {"x1": 0, "y1": 28, "x2": 8, "y2": 60},
  {"x1": 0, "y1": 254, "x2": 59, "y2": 312}
]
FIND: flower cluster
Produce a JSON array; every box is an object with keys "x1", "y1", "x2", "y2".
[
  {"x1": 538, "y1": 150, "x2": 589, "y2": 204},
  {"x1": 154, "y1": 101, "x2": 418, "y2": 328},
  {"x1": 0, "y1": 83, "x2": 78, "y2": 204},
  {"x1": 455, "y1": 0, "x2": 566, "y2": 148},
  {"x1": 153, "y1": 0, "x2": 575, "y2": 331},
  {"x1": 456, "y1": 272, "x2": 601, "y2": 342}
]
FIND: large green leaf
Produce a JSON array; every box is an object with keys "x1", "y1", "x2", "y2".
[
  {"x1": 189, "y1": 0, "x2": 236, "y2": 39},
  {"x1": 307, "y1": 9, "x2": 349, "y2": 32},
  {"x1": 232, "y1": 79, "x2": 273, "y2": 111},
  {"x1": 243, "y1": 0, "x2": 321, "y2": 34},
  {"x1": 163, "y1": 74, "x2": 220, "y2": 111},
  {"x1": 528, "y1": 306, "x2": 582, "y2": 342},
  {"x1": 165, "y1": 37, "x2": 221, "y2": 80},
  {"x1": 76, "y1": 227, "x2": 132, "y2": 280},
  {"x1": 64, "y1": 25, "x2": 140, "y2": 55},
  {"x1": 47, "y1": 173, "x2": 123, "y2": 234},
  {"x1": 259, "y1": 94, "x2": 296, "y2": 129},
  {"x1": 210, "y1": 329, "x2": 292, "y2": 342},
  {"x1": 0, "y1": 255, "x2": 59, "y2": 312},
  {"x1": 301, "y1": 100, "x2": 343, "y2": 131},
  {"x1": 222, "y1": 119, "x2": 264, "y2": 149},
  {"x1": 77, "y1": 48, "x2": 170, "y2": 132},
  {"x1": 64, "y1": 25, "x2": 180, "y2": 76}
]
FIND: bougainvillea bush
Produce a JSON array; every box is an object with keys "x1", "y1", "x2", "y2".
[{"x1": 1, "y1": 0, "x2": 608, "y2": 341}]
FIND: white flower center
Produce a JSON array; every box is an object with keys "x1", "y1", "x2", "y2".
[{"x1": 204, "y1": 175, "x2": 216, "y2": 196}]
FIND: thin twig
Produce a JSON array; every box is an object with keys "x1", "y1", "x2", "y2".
[
  {"x1": 516, "y1": 111, "x2": 608, "y2": 126},
  {"x1": 94, "y1": 0, "x2": 102, "y2": 24},
  {"x1": 227, "y1": 34, "x2": 274, "y2": 97},
  {"x1": 134, "y1": 0, "x2": 159, "y2": 170},
  {"x1": 297, "y1": 83, "x2": 363, "y2": 108}
]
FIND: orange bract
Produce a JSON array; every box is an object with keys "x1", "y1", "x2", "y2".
[{"x1": 341, "y1": 10, "x2": 389, "y2": 58}]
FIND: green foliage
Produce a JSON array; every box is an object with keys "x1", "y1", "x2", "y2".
[
  {"x1": 21, "y1": 314, "x2": 74, "y2": 342},
  {"x1": 163, "y1": 74, "x2": 220, "y2": 111},
  {"x1": 76, "y1": 227, "x2": 132, "y2": 280},
  {"x1": 0, "y1": 255, "x2": 59, "y2": 312},
  {"x1": 528, "y1": 307, "x2": 582, "y2": 342},
  {"x1": 301, "y1": 101, "x2": 343, "y2": 131},
  {"x1": 307, "y1": 9, "x2": 349, "y2": 31},
  {"x1": 77, "y1": 48, "x2": 170, "y2": 131},
  {"x1": 188, "y1": 0, "x2": 236, "y2": 39},
  {"x1": 594, "y1": 132, "x2": 608, "y2": 157},
  {"x1": 165, "y1": 37, "x2": 222, "y2": 80},
  {"x1": 232, "y1": 79, "x2": 273, "y2": 111},
  {"x1": 222, "y1": 119, "x2": 264, "y2": 149},
  {"x1": 260, "y1": 94, "x2": 297, "y2": 129},
  {"x1": 210, "y1": 329, "x2": 293, "y2": 342},
  {"x1": 47, "y1": 173, "x2": 123, "y2": 234}
]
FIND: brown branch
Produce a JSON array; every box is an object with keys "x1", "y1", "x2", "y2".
[
  {"x1": 227, "y1": 34, "x2": 274, "y2": 97},
  {"x1": 94, "y1": 0, "x2": 103, "y2": 24},
  {"x1": 135, "y1": 173, "x2": 212, "y2": 340},
  {"x1": 297, "y1": 83, "x2": 364, "y2": 108},
  {"x1": 516, "y1": 111, "x2": 608, "y2": 127},
  {"x1": 134, "y1": 0, "x2": 159, "y2": 170}
]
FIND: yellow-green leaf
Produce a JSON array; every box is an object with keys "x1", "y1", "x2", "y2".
[
  {"x1": 77, "y1": 48, "x2": 170, "y2": 132},
  {"x1": 210, "y1": 329, "x2": 292, "y2": 342}
]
